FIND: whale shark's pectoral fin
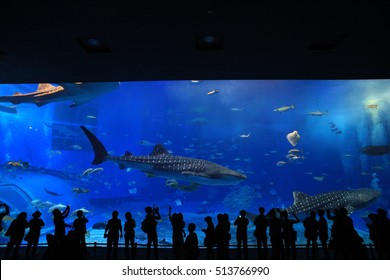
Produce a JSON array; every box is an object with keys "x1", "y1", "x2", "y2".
[
  {"x1": 181, "y1": 171, "x2": 210, "y2": 178},
  {"x1": 345, "y1": 205, "x2": 356, "y2": 215}
]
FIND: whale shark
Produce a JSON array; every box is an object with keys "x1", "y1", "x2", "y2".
[
  {"x1": 285, "y1": 188, "x2": 381, "y2": 216},
  {"x1": 80, "y1": 126, "x2": 247, "y2": 186},
  {"x1": 362, "y1": 145, "x2": 390, "y2": 156},
  {"x1": 0, "y1": 82, "x2": 120, "y2": 107}
]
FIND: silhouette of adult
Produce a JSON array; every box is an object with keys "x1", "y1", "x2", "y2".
[
  {"x1": 52, "y1": 205, "x2": 71, "y2": 239},
  {"x1": 25, "y1": 210, "x2": 45, "y2": 258},
  {"x1": 124, "y1": 211, "x2": 136, "y2": 259},
  {"x1": 267, "y1": 208, "x2": 283, "y2": 259},
  {"x1": 104, "y1": 210, "x2": 122, "y2": 259},
  {"x1": 253, "y1": 206, "x2": 268, "y2": 259},
  {"x1": 215, "y1": 213, "x2": 231, "y2": 259},
  {"x1": 0, "y1": 203, "x2": 10, "y2": 233},
  {"x1": 280, "y1": 211, "x2": 299, "y2": 259},
  {"x1": 303, "y1": 211, "x2": 319, "y2": 259},
  {"x1": 169, "y1": 206, "x2": 185, "y2": 259},
  {"x1": 327, "y1": 207, "x2": 354, "y2": 259},
  {"x1": 72, "y1": 210, "x2": 89, "y2": 256},
  {"x1": 142, "y1": 205, "x2": 161, "y2": 259},
  {"x1": 374, "y1": 208, "x2": 390, "y2": 259},
  {"x1": 202, "y1": 216, "x2": 215, "y2": 259},
  {"x1": 317, "y1": 209, "x2": 330, "y2": 259},
  {"x1": 223, "y1": 213, "x2": 231, "y2": 259},
  {"x1": 233, "y1": 209, "x2": 249, "y2": 259},
  {"x1": 184, "y1": 223, "x2": 199, "y2": 259},
  {"x1": 4, "y1": 212, "x2": 28, "y2": 259}
]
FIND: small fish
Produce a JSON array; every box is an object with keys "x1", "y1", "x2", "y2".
[
  {"x1": 367, "y1": 104, "x2": 378, "y2": 109},
  {"x1": 274, "y1": 105, "x2": 294, "y2": 113},
  {"x1": 231, "y1": 107, "x2": 244, "y2": 112},
  {"x1": 71, "y1": 207, "x2": 92, "y2": 216},
  {"x1": 70, "y1": 145, "x2": 82, "y2": 150},
  {"x1": 72, "y1": 187, "x2": 90, "y2": 194},
  {"x1": 48, "y1": 203, "x2": 67, "y2": 213},
  {"x1": 239, "y1": 133, "x2": 250, "y2": 138},
  {"x1": 313, "y1": 176, "x2": 325, "y2": 181},
  {"x1": 81, "y1": 168, "x2": 93, "y2": 177},
  {"x1": 207, "y1": 89, "x2": 219, "y2": 95},
  {"x1": 174, "y1": 199, "x2": 182, "y2": 206},
  {"x1": 276, "y1": 161, "x2": 288, "y2": 167},
  {"x1": 308, "y1": 110, "x2": 328, "y2": 116},
  {"x1": 89, "y1": 167, "x2": 104, "y2": 174},
  {"x1": 137, "y1": 140, "x2": 155, "y2": 146},
  {"x1": 191, "y1": 80, "x2": 201, "y2": 83},
  {"x1": 7, "y1": 160, "x2": 29, "y2": 168},
  {"x1": 288, "y1": 149, "x2": 303, "y2": 154},
  {"x1": 86, "y1": 115, "x2": 97, "y2": 119}
]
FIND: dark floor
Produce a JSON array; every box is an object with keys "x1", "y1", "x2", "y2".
[{"x1": 0, "y1": 244, "x2": 378, "y2": 260}]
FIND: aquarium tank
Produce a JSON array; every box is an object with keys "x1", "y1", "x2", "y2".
[{"x1": 0, "y1": 80, "x2": 389, "y2": 245}]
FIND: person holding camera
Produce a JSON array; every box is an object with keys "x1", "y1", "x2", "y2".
[{"x1": 142, "y1": 205, "x2": 161, "y2": 259}]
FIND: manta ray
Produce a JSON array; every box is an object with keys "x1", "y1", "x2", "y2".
[
  {"x1": 0, "y1": 82, "x2": 120, "y2": 107},
  {"x1": 80, "y1": 126, "x2": 247, "y2": 186}
]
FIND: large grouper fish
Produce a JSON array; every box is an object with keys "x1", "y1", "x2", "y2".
[{"x1": 80, "y1": 126, "x2": 247, "y2": 186}]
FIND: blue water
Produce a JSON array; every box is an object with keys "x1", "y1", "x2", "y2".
[{"x1": 0, "y1": 80, "x2": 389, "y2": 244}]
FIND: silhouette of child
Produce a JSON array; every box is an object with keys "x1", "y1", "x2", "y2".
[
  {"x1": 124, "y1": 211, "x2": 136, "y2": 259},
  {"x1": 184, "y1": 223, "x2": 199, "y2": 259}
]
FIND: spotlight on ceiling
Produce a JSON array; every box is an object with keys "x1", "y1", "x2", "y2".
[
  {"x1": 196, "y1": 33, "x2": 223, "y2": 50},
  {"x1": 76, "y1": 38, "x2": 112, "y2": 54}
]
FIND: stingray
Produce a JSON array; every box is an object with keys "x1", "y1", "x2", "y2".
[{"x1": 286, "y1": 130, "x2": 300, "y2": 146}]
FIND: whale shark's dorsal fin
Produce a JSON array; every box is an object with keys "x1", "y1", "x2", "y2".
[
  {"x1": 37, "y1": 83, "x2": 57, "y2": 92},
  {"x1": 150, "y1": 144, "x2": 169, "y2": 156},
  {"x1": 293, "y1": 191, "x2": 311, "y2": 204}
]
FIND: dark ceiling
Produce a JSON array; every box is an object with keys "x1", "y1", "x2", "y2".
[{"x1": 1, "y1": 0, "x2": 390, "y2": 83}]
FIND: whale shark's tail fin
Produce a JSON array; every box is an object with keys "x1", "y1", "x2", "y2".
[{"x1": 80, "y1": 125, "x2": 108, "y2": 164}]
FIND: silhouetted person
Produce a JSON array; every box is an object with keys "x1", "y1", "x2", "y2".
[
  {"x1": 73, "y1": 210, "x2": 89, "y2": 256},
  {"x1": 4, "y1": 211, "x2": 28, "y2": 259},
  {"x1": 234, "y1": 209, "x2": 249, "y2": 259},
  {"x1": 142, "y1": 205, "x2": 161, "y2": 259},
  {"x1": 184, "y1": 223, "x2": 199, "y2": 259},
  {"x1": 0, "y1": 203, "x2": 10, "y2": 233},
  {"x1": 223, "y1": 213, "x2": 231, "y2": 259},
  {"x1": 374, "y1": 208, "x2": 390, "y2": 259},
  {"x1": 202, "y1": 216, "x2": 215, "y2": 259},
  {"x1": 317, "y1": 209, "x2": 330, "y2": 259},
  {"x1": 104, "y1": 210, "x2": 122, "y2": 259},
  {"x1": 52, "y1": 205, "x2": 71, "y2": 239},
  {"x1": 253, "y1": 206, "x2": 268, "y2": 259},
  {"x1": 25, "y1": 210, "x2": 45, "y2": 258},
  {"x1": 267, "y1": 208, "x2": 283, "y2": 259},
  {"x1": 281, "y1": 211, "x2": 299, "y2": 259},
  {"x1": 327, "y1": 207, "x2": 354, "y2": 259},
  {"x1": 303, "y1": 211, "x2": 319, "y2": 259},
  {"x1": 169, "y1": 206, "x2": 185, "y2": 259},
  {"x1": 124, "y1": 211, "x2": 136, "y2": 259}
]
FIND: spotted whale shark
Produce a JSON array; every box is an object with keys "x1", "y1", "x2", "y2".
[
  {"x1": 285, "y1": 188, "x2": 381, "y2": 215},
  {"x1": 80, "y1": 126, "x2": 247, "y2": 186},
  {"x1": 0, "y1": 82, "x2": 120, "y2": 107}
]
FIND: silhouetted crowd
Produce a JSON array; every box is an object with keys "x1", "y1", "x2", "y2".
[{"x1": 1, "y1": 202, "x2": 389, "y2": 260}]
